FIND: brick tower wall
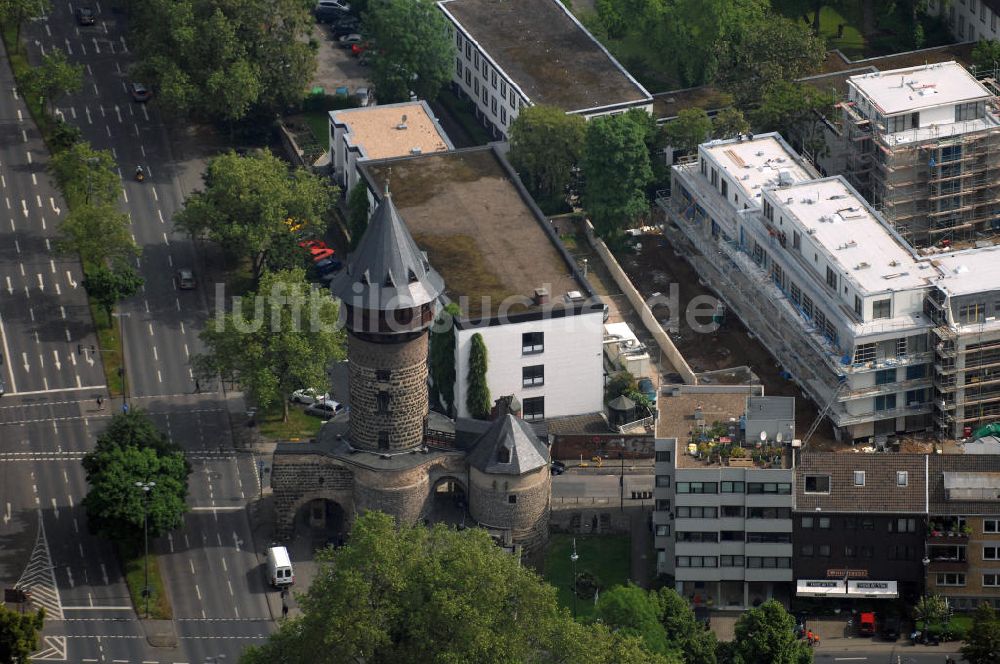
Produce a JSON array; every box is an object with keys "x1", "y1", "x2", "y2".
[
  {"x1": 348, "y1": 331, "x2": 429, "y2": 451},
  {"x1": 271, "y1": 453, "x2": 356, "y2": 539}
]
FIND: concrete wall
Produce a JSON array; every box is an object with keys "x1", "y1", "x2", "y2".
[{"x1": 583, "y1": 219, "x2": 697, "y2": 384}]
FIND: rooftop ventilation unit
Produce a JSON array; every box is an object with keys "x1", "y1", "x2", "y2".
[
  {"x1": 396, "y1": 113, "x2": 408, "y2": 130},
  {"x1": 777, "y1": 169, "x2": 794, "y2": 186},
  {"x1": 829, "y1": 194, "x2": 846, "y2": 200},
  {"x1": 755, "y1": 150, "x2": 765, "y2": 157},
  {"x1": 854, "y1": 262, "x2": 871, "y2": 270},
  {"x1": 410, "y1": 147, "x2": 422, "y2": 155}
]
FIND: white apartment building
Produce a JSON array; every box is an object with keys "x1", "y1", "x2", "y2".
[
  {"x1": 926, "y1": 246, "x2": 1000, "y2": 437},
  {"x1": 653, "y1": 385, "x2": 795, "y2": 610},
  {"x1": 356, "y1": 145, "x2": 605, "y2": 422},
  {"x1": 839, "y1": 61, "x2": 1000, "y2": 247},
  {"x1": 928, "y1": 0, "x2": 1000, "y2": 44},
  {"x1": 663, "y1": 134, "x2": 937, "y2": 442},
  {"x1": 437, "y1": 0, "x2": 653, "y2": 140},
  {"x1": 328, "y1": 101, "x2": 452, "y2": 195}
]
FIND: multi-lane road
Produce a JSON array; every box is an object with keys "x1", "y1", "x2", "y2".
[{"x1": 1, "y1": 4, "x2": 274, "y2": 663}]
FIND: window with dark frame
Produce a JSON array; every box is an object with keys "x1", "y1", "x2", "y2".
[
  {"x1": 522, "y1": 365, "x2": 544, "y2": 387},
  {"x1": 522, "y1": 396, "x2": 544, "y2": 421},
  {"x1": 804, "y1": 475, "x2": 831, "y2": 493},
  {"x1": 522, "y1": 332, "x2": 544, "y2": 354}
]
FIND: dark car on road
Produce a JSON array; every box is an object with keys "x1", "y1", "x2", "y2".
[
  {"x1": 550, "y1": 460, "x2": 566, "y2": 475},
  {"x1": 129, "y1": 82, "x2": 151, "y2": 102},
  {"x1": 879, "y1": 615, "x2": 902, "y2": 641},
  {"x1": 330, "y1": 19, "x2": 361, "y2": 38},
  {"x1": 77, "y1": 6, "x2": 96, "y2": 25}
]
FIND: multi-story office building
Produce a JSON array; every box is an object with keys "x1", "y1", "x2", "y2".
[
  {"x1": 653, "y1": 384, "x2": 795, "y2": 609},
  {"x1": 437, "y1": 0, "x2": 652, "y2": 140},
  {"x1": 840, "y1": 62, "x2": 1000, "y2": 247}
]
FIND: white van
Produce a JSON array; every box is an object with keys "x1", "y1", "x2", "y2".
[{"x1": 267, "y1": 546, "x2": 294, "y2": 588}]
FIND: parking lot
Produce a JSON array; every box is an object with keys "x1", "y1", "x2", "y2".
[{"x1": 308, "y1": 17, "x2": 370, "y2": 99}]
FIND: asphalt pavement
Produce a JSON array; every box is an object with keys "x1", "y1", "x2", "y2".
[{"x1": 0, "y1": 4, "x2": 274, "y2": 663}]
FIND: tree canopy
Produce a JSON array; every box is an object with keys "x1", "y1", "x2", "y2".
[
  {"x1": 82, "y1": 410, "x2": 190, "y2": 542},
  {"x1": 21, "y1": 47, "x2": 83, "y2": 113},
  {"x1": 509, "y1": 105, "x2": 586, "y2": 213},
  {"x1": 175, "y1": 150, "x2": 336, "y2": 284},
  {"x1": 961, "y1": 602, "x2": 1000, "y2": 664},
  {"x1": 711, "y1": 108, "x2": 750, "y2": 140},
  {"x1": 973, "y1": 39, "x2": 1000, "y2": 75},
  {"x1": 127, "y1": 0, "x2": 317, "y2": 122},
  {"x1": 347, "y1": 182, "x2": 371, "y2": 250},
  {"x1": 49, "y1": 141, "x2": 121, "y2": 208},
  {"x1": 715, "y1": 15, "x2": 826, "y2": 107},
  {"x1": 57, "y1": 202, "x2": 137, "y2": 269},
  {"x1": 430, "y1": 302, "x2": 460, "y2": 416},
  {"x1": 664, "y1": 108, "x2": 712, "y2": 155},
  {"x1": 241, "y1": 511, "x2": 667, "y2": 664},
  {"x1": 466, "y1": 332, "x2": 491, "y2": 419},
  {"x1": 363, "y1": 0, "x2": 454, "y2": 103},
  {"x1": 0, "y1": 0, "x2": 51, "y2": 42},
  {"x1": 192, "y1": 268, "x2": 345, "y2": 421},
  {"x1": 0, "y1": 605, "x2": 45, "y2": 664},
  {"x1": 83, "y1": 265, "x2": 145, "y2": 325},
  {"x1": 581, "y1": 112, "x2": 653, "y2": 239},
  {"x1": 751, "y1": 81, "x2": 836, "y2": 157},
  {"x1": 727, "y1": 600, "x2": 811, "y2": 664}
]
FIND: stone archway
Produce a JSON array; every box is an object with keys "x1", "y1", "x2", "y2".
[
  {"x1": 277, "y1": 489, "x2": 354, "y2": 541},
  {"x1": 429, "y1": 475, "x2": 468, "y2": 526}
]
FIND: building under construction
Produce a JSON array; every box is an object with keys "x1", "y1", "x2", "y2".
[{"x1": 840, "y1": 62, "x2": 1000, "y2": 248}]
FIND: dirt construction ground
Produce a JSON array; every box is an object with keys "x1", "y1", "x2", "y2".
[{"x1": 617, "y1": 231, "x2": 836, "y2": 448}]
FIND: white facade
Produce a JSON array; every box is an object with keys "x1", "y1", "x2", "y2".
[
  {"x1": 453, "y1": 310, "x2": 605, "y2": 421},
  {"x1": 438, "y1": 0, "x2": 653, "y2": 140},
  {"x1": 928, "y1": 0, "x2": 1000, "y2": 44}
]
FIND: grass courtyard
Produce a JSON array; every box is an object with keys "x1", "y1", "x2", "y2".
[{"x1": 543, "y1": 534, "x2": 631, "y2": 620}]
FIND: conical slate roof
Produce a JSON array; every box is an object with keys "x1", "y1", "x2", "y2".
[
  {"x1": 329, "y1": 190, "x2": 444, "y2": 312},
  {"x1": 607, "y1": 394, "x2": 635, "y2": 411},
  {"x1": 468, "y1": 414, "x2": 549, "y2": 476}
]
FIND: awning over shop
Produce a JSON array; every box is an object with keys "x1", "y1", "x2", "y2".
[
  {"x1": 796, "y1": 580, "x2": 845, "y2": 597},
  {"x1": 796, "y1": 579, "x2": 899, "y2": 598},
  {"x1": 848, "y1": 580, "x2": 898, "y2": 598}
]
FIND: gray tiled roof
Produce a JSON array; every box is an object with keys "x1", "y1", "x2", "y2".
[
  {"x1": 746, "y1": 396, "x2": 795, "y2": 422},
  {"x1": 467, "y1": 414, "x2": 549, "y2": 475},
  {"x1": 930, "y1": 455, "x2": 1000, "y2": 516},
  {"x1": 794, "y1": 453, "x2": 926, "y2": 513},
  {"x1": 329, "y1": 191, "x2": 444, "y2": 312}
]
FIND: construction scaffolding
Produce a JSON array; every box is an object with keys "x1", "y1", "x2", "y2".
[{"x1": 839, "y1": 77, "x2": 1000, "y2": 248}]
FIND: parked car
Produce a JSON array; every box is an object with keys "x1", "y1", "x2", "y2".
[
  {"x1": 129, "y1": 82, "x2": 151, "y2": 102},
  {"x1": 314, "y1": 257, "x2": 343, "y2": 276},
  {"x1": 638, "y1": 377, "x2": 656, "y2": 404},
  {"x1": 305, "y1": 400, "x2": 343, "y2": 420},
  {"x1": 311, "y1": 247, "x2": 335, "y2": 262},
  {"x1": 290, "y1": 388, "x2": 333, "y2": 405},
  {"x1": 315, "y1": 0, "x2": 350, "y2": 12},
  {"x1": 550, "y1": 460, "x2": 566, "y2": 476},
  {"x1": 858, "y1": 612, "x2": 877, "y2": 637},
  {"x1": 351, "y1": 42, "x2": 368, "y2": 56},
  {"x1": 330, "y1": 19, "x2": 361, "y2": 37},
  {"x1": 176, "y1": 269, "x2": 196, "y2": 290},
  {"x1": 354, "y1": 87, "x2": 372, "y2": 106},
  {"x1": 338, "y1": 33, "x2": 362, "y2": 48},
  {"x1": 879, "y1": 615, "x2": 901, "y2": 641},
  {"x1": 76, "y1": 6, "x2": 96, "y2": 25}
]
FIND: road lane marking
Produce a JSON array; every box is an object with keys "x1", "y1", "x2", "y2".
[
  {"x1": 114, "y1": 104, "x2": 122, "y2": 123},
  {"x1": 189, "y1": 559, "x2": 195, "y2": 574},
  {"x1": 157, "y1": 370, "x2": 162, "y2": 383},
  {"x1": 158, "y1": 208, "x2": 164, "y2": 223},
  {"x1": 92, "y1": 37, "x2": 99, "y2": 54},
  {"x1": 221, "y1": 558, "x2": 227, "y2": 572},
  {"x1": 64, "y1": 38, "x2": 72, "y2": 55},
  {"x1": 195, "y1": 585, "x2": 201, "y2": 601},
  {"x1": 141, "y1": 144, "x2": 146, "y2": 158},
  {"x1": 176, "y1": 298, "x2": 181, "y2": 311},
  {"x1": 85, "y1": 105, "x2": 91, "y2": 124},
  {"x1": 92, "y1": 82, "x2": 98, "y2": 95},
  {"x1": 148, "y1": 322, "x2": 154, "y2": 336},
  {"x1": 22, "y1": 129, "x2": 28, "y2": 143},
  {"x1": 227, "y1": 580, "x2": 234, "y2": 596},
  {"x1": 100, "y1": 563, "x2": 108, "y2": 585},
  {"x1": 26, "y1": 151, "x2": 31, "y2": 164},
  {"x1": 66, "y1": 270, "x2": 77, "y2": 288},
  {"x1": 153, "y1": 346, "x2": 158, "y2": 361},
  {"x1": 183, "y1": 343, "x2": 189, "y2": 358},
  {"x1": 50, "y1": 197, "x2": 60, "y2": 214},
  {"x1": 53, "y1": 350, "x2": 61, "y2": 370},
  {"x1": 142, "y1": 104, "x2": 149, "y2": 121},
  {"x1": 105, "y1": 124, "x2": 111, "y2": 137}
]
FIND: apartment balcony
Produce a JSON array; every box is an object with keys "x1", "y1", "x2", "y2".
[
  {"x1": 841, "y1": 351, "x2": 935, "y2": 375},
  {"x1": 839, "y1": 377, "x2": 934, "y2": 400},
  {"x1": 834, "y1": 401, "x2": 934, "y2": 427},
  {"x1": 928, "y1": 531, "x2": 969, "y2": 545},
  {"x1": 928, "y1": 560, "x2": 969, "y2": 573}
]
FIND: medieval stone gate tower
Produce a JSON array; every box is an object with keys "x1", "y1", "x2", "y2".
[
  {"x1": 331, "y1": 186, "x2": 444, "y2": 452},
  {"x1": 269, "y1": 187, "x2": 550, "y2": 555}
]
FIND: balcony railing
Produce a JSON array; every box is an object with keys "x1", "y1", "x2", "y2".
[{"x1": 928, "y1": 560, "x2": 968, "y2": 573}]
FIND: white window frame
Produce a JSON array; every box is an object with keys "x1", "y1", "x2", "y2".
[{"x1": 854, "y1": 471, "x2": 866, "y2": 486}]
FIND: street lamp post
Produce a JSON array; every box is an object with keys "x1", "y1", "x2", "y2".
[
  {"x1": 136, "y1": 480, "x2": 156, "y2": 619},
  {"x1": 619, "y1": 451, "x2": 625, "y2": 512},
  {"x1": 570, "y1": 538, "x2": 579, "y2": 619},
  {"x1": 111, "y1": 312, "x2": 131, "y2": 409}
]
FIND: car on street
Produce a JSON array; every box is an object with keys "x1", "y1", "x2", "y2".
[
  {"x1": 315, "y1": 257, "x2": 343, "y2": 275},
  {"x1": 638, "y1": 377, "x2": 656, "y2": 405},
  {"x1": 316, "y1": 0, "x2": 351, "y2": 12},
  {"x1": 76, "y1": 6, "x2": 96, "y2": 25},
  {"x1": 354, "y1": 87, "x2": 372, "y2": 106},
  {"x1": 176, "y1": 269, "x2": 196, "y2": 290},
  {"x1": 311, "y1": 247, "x2": 335, "y2": 262},
  {"x1": 550, "y1": 460, "x2": 566, "y2": 475},
  {"x1": 879, "y1": 615, "x2": 902, "y2": 641},
  {"x1": 338, "y1": 33, "x2": 362, "y2": 48},
  {"x1": 305, "y1": 400, "x2": 343, "y2": 420},
  {"x1": 129, "y1": 82, "x2": 151, "y2": 102},
  {"x1": 290, "y1": 388, "x2": 333, "y2": 405}
]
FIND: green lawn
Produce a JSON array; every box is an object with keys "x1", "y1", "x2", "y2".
[
  {"x1": 817, "y1": 6, "x2": 866, "y2": 60},
  {"x1": 543, "y1": 534, "x2": 631, "y2": 620},
  {"x1": 119, "y1": 540, "x2": 172, "y2": 620},
  {"x1": 302, "y1": 111, "x2": 331, "y2": 147},
  {"x1": 258, "y1": 403, "x2": 324, "y2": 441}
]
